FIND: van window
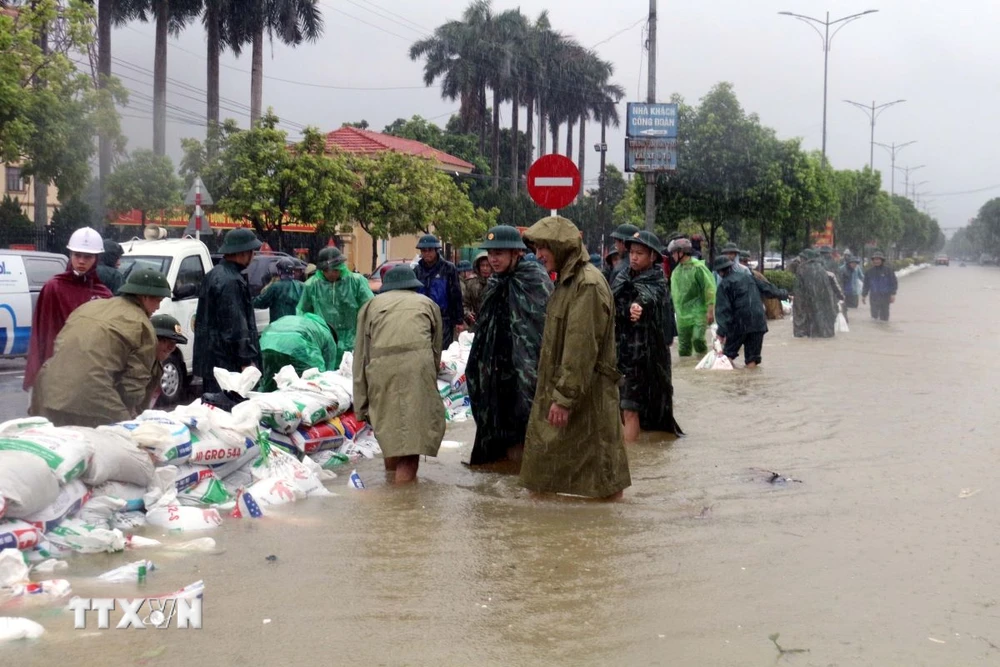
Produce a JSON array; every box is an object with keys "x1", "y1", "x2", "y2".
[
  {"x1": 120, "y1": 255, "x2": 172, "y2": 280},
  {"x1": 23, "y1": 256, "x2": 66, "y2": 290},
  {"x1": 175, "y1": 255, "x2": 205, "y2": 295}
]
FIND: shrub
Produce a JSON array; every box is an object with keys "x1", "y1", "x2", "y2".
[{"x1": 764, "y1": 269, "x2": 796, "y2": 294}]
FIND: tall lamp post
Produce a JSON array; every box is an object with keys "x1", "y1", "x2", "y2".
[
  {"x1": 778, "y1": 9, "x2": 879, "y2": 167},
  {"x1": 895, "y1": 164, "x2": 925, "y2": 201},
  {"x1": 873, "y1": 140, "x2": 916, "y2": 195},
  {"x1": 844, "y1": 99, "x2": 906, "y2": 169}
]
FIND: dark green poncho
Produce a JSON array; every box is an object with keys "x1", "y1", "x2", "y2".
[
  {"x1": 612, "y1": 266, "x2": 683, "y2": 435},
  {"x1": 466, "y1": 259, "x2": 553, "y2": 465}
]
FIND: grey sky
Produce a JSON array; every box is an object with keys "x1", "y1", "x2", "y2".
[{"x1": 110, "y1": 0, "x2": 997, "y2": 234}]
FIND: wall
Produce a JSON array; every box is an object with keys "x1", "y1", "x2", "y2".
[{"x1": 3, "y1": 163, "x2": 61, "y2": 225}]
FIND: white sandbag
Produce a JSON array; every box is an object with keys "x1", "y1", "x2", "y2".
[
  {"x1": 90, "y1": 481, "x2": 147, "y2": 512},
  {"x1": 0, "y1": 617, "x2": 45, "y2": 642},
  {"x1": 75, "y1": 496, "x2": 127, "y2": 529},
  {"x1": 781, "y1": 299, "x2": 792, "y2": 315},
  {"x1": 110, "y1": 414, "x2": 191, "y2": 464},
  {"x1": 220, "y1": 465, "x2": 254, "y2": 496},
  {"x1": 189, "y1": 400, "x2": 262, "y2": 449},
  {"x1": 710, "y1": 354, "x2": 735, "y2": 371},
  {"x1": 252, "y1": 439, "x2": 329, "y2": 497},
  {"x1": 20, "y1": 480, "x2": 90, "y2": 533},
  {"x1": 275, "y1": 367, "x2": 350, "y2": 419},
  {"x1": 145, "y1": 490, "x2": 222, "y2": 531},
  {"x1": 0, "y1": 548, "x2": 29, "y2": 587},
  {"x1": 215, "y1": 366, "x2": 262, "y2": 396},
  {"x1": 173, "y1": 464, "x2": 217, "y2": 492},
  {"x1": 278, "y1": 390, "x2": 333, "y2": 427},
  {"x1": 112, "y1": 512, "x2": 146, "y2": 530},
  {"x1": 206, "y1": 442, "x2": 260, "y2": 479},
  {"x1": 2, "y1": 579, "x2": 71, "y2": 604},
  {"x1": 0, "y1": 451, "x2": 60, "y2": 519},
  {"x1": 0, "y1": 417, "x2": 50, "y2": 436},
  {"x1": 0, "y1": 520, "x2": 42, "y2": 551},
  {"x1": 72, "y1": 427, "x2": 155, "y2": 487},
  {"x1": 836, "y1": 311, "x2": 850, "y2": 333},
  {"x1": 46, "y1": 517, "x2": 125, "y2": 553},
  {"x1": 695, "y1": 349, "x2": 717, "y2": 370},
  {"x1": 177, "y1": 477, "x2": 230, "y2": 507},
  {"x1": 245, "y1": 476, "x2": 304, "y2": 507},
  {"x1": 248, "y1": 392, "x2": 303, "y2": 435},
  {"x1": 31, "y1": 559, "x2": 68, "y2": 575},
  {"x1": 337, "y1": 351, "x2": 353, "y2": 377},
  {"x1": 0, "y1": 428, "x2": 94, "y2": 484}
]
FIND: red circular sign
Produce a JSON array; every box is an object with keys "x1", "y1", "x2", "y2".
[{"x1": 526, "y1": 154, "x2": 581, "y2": 210}]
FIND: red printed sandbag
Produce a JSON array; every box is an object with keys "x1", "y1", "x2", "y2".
[
  {"x1": 338, "y1": 412, "x2": 367, "y2": 440},
  {"x1": 298, "y1": 420, "x2": 346, "y2": 454}
]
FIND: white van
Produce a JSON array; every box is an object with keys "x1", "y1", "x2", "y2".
[
  {"x1": 0, "y1": 250, "x2": 70, "y2": 358},
  {"x1": 120, "y1": 237, "x2": 270, "y2": 402}
]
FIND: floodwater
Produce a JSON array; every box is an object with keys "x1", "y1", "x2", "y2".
[{"x1": 6, "y1": 265, "x2": 1000, "y2": 666}]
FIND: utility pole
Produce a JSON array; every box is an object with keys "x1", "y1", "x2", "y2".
[
  {"x1": 895, "y1": 164, "x2": 925, "y2": 202},
  {"x1": 844, "y1": 99, "x2": 906, "y2": 170},
  {"x1": 595, "y1": 117, "x2": 609, "y2": 253},
  {"x1": 644, "y1": 0, "x2": 657, "y2": 232},
  {"x1": 874, "y1": 141, "x2": 916, "y2": 196}
]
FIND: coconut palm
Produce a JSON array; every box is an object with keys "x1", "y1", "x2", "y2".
[{"x1": 202, "y1": 0, "x2": 245, "y2": 155}]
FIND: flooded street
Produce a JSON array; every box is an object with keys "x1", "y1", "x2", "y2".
[{"x1": 7, "y1": 265, "x2": 1000, "y2": 666}]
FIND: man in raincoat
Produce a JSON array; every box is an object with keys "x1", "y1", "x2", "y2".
[
  {"x1": 792, "y1": 249, "x2": 838, "y2": 338},
  {"x1": 258, "y1": 313, "x2": 338, "y2": 391},
  {"x1": 602, "y1": 248, "x2": 620, "y2": 283},
  {"x1": 254, "y1": 258, "x2": 304, "y2": 322},
  {"x1": 31, "y1": 268, "x2": 171, "y2": 427},
  {"x1": 296, "y1": 246, "x2": 374, "y2": 368},
  {"x1": 862, "y1": 251, "x2": 898, "y2": 321},
  {"x1": 520, "y1": 216, "x2": 631, "y2": 500},
  {"x1": 145, "y1": 314, "x2": 189, "y2": 409},
  {"x1": 839, "y1": 255, "x2": 864, "y2": 309},
  {"x1": 24, "y1": 227, "x2": 112, "y2": 392},
  {"x1": 819, "y1": 245, "x2": 839, "y2": 274},
  {"x1": 413, "y1": 234, "x2": 464, "y2": 349},
  {"x1": 715, "y1": 243, "x2": 750, "y2": 282},
  {"x1": 612, "y1": 230, "x2": 681, "y2": 442},
  {"x1": 193, "y1": 228, "x2": 262, "y2": 394},
  {"x1": 96, "y1": 239, "x2": 125, "y2": 295},
  {"x1": 714, "y1": 256, "x2": 786, "y2": 368},
  {"x1": 353, "y1": 266, "x2": 445, "y2": 484},
  {"x1": 461, "y1": 251, "x2": 491, "y2": 328},
  {"x1": 668, "y1": 237, "x2": 716, "y2": 357},
  {"x1": 606, "y1": 223, "x2": 640, "y2": 284},
  {"x1": 466, "y1": 225, "x2": 553, "y2": 467}
]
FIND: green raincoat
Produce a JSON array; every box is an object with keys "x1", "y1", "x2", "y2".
[
  {"x1": 353, "y1": 290, "x2": 445, "y2": 459},
  {"x1": 670, "y1": 258, "x2": 716, "y2": 325},
  {"x1": 253, "y1": 277, "x2": 304, "y2": 323},
  {"x1": 296, "y1": 266, "x2": 374, "y2": 367},
  {"x1": 520, "y1": 216, "x2": 631, "y2": 498},
  {"x1": 258, "y1": 313, "x2": 338, "y2": 391}
]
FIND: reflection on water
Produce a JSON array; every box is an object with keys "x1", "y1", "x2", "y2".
[{"x1": 7, "y1": 268, "x2": 1000, "y2": 666}]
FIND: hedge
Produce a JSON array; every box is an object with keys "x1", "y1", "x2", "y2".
[{"x1": 763, "y1": 270, "x2": 796, "y2": 294}]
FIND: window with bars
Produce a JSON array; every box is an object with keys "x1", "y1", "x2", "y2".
[{"x1": 5, "y1": 166, "x2": 27, "y2": 193}]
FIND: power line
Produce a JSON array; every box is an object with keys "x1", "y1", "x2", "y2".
[
  {"x1": 924, "y1": 184, "x2": 1000, "y2": 197},
  {"x1": 591, "y1": 16, "x2": 648, "y2": 49},
  {"x1": 336, "y1": 0, "x2": 427, "y2": 37}
]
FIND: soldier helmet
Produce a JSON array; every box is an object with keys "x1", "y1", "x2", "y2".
[
  {"x1": 712, "y1": 256, "x2": 734, "y2": 272},
  {"x1": 218, "y1": 228, "x2": 262, "y2": 255},
  {"x1": 379, "y1": 266, "x2": 423, "y2": 293},
  {"x1": 871, "y1": 251, "x2": 886, "y2": 260},
  {"x1": 416, "y1": 234, "x2": 442, "y2": 250},
  {"x1": 316, "y1": 246, "x2": 345, "y2": 271},
  {"x1": 481, "y1": 225, "x2": 527, "y2": 250},
  {"x1": 611, "y1": 223, "x2": 641, "y2": 242},
  {"x1": 625, "y1": 230, "x2": 664, "y2": 259},
  {"x1": 151, "y1": 314, "x2": 188, "y2": 344},
  {"x1": 456, "y1": 260, "x2": 473, "y2": 272},
  {"x1": 119, "y1": 267, "x2": 171, "y2": 298},
  {"x1": 720, "y1": 242, "x2": 741, "y2": 255}
]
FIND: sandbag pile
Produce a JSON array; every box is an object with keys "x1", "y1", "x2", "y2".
[{"x1": 438, "y1": 332, "x2": 474, "y2": 423}]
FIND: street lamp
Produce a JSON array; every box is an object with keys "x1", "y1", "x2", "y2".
[
  {"x1": 873, "y1": 140, "x2": 916, "y2": 196},
  {"x1": 778, "y1": 9, "x2": 879, "y2": 167},
  {"x1": 895, "y1": 164, "x2": 925, "y2": 201},
  {"x1": 844, "y1": 99, "x2": 906, "y2": 169}
]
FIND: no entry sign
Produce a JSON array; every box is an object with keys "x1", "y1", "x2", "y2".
[{"x1": 527, "y1": 154, "x2": 581, "y2": 211}]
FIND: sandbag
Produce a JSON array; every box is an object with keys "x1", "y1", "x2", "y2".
[
  {"x1": 45, "y1": 517, "x2": 125, "y2": 553},
  {"x1": 173, "y1": 465, "x2": 216, "y2": 492},
  {"x1": 248, "y1": 392, "x2": 303, "y2": 435},
  {"x1": 298, "y1": 420, "x2": 346, "y2": 454},
  {"x1": 0, "y1": 417, "x2": 50, "y2": 435},
  {"x1": 72, "y1": 427, "x2": 155, "y2": 487},
  {"x1": 215, "y1": 366, "x2": 262, "y2": 397},
  {"x1": 0, "y1": 617, "x2": 45, "y2": 642},
  {"x1": 145, "y1": 490, "x2": 222, "y2": 531},
  {"x1": 110, "y1": 414, "x2": 192, "y2": 464},
  {"x1": 0, "y1": 428, "x2": 94, "y2": 484},
  {"x1": 0, "y1": 520, "x2": 42, "y2": 551},
  {"x1": 177, "y1": 477, "x2": 230, "y2": 507},
  {"x1": 276, "y1": 390, "x2": 333, "y2": 427},
  {"x1": 75, "y1": 496, "x2": 127, "y2": 529},
  {"x1": 205, "y1": 441, "x2": 260, "y2": 479},
  {"x1": 0, "y1": 451, "x2": 60, "y2": 519},
  {"x1": 90, "y1": 481, "x2": 147, "y2": 512},
  {"x1": 20, "y1": 480, "x2": 90, "y2": 533},
  {"x1": 836, "y1": 311, "x2": 850, "y2": 333},
  {"x1": 188, "y1": 428, "x2": 247, "y2": 465},
  {"x1": 245, "y1": 476, "x2": 304, "y2": 507},
  {"x1": 338, "y1": 412, "x2": 367, "y2": 440},
  {"x1": 251, "y1": 436, "x2": 329, "y2": 498}
]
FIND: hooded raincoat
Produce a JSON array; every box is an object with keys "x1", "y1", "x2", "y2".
[
  {"x1": 254, "y1": 276, "x2": 304, "y2": 323},
  {"x1": 670, "y1": 258, "x2": 716, "y2": 356},
  {"x1": 793, "y1": 256, "x2": 838, "y2": 338},
  {"x1": 259, "y1": 313, "x2": 339, "y2": 391},
  {"x1": 353, "y1": 290, "x2": 445, "y2": 459},
  {"x1": 466, "y1": 258, "x2": 553, "y2": 465},
  {"x1": 24, "y1": 266, "x2": 113, "y2": 391},
  {"x1": 296, "y1": 266, "x2": 374, "y2": 367},
  {"x1": 414, "y1": 254, "x2": 464, "y2": 348},
  {"x1": 31, "y1": 296, "x2": 157, "y2": 426},
  {"x1": 520, "y1": 217, "x2": 631, "y2": 498},
  {"x1": 193, "y1": 260, "x2": 260, "y2": 392},
  {"x1": 612, "y1": 266, "x2": 682, "y2": 435},
  {"x1": 96, "y1": 250, "x2": 124, "y2": 295}
]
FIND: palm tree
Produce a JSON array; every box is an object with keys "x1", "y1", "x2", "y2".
[
  {"x1": 575, "y1": 54, "x2": 623, "y2": 203},
  {"x1": 232, "y1": 0, "x2": 323, "y2": 125},
  {"x1": 202, "y1": 0, "x2": 243, "y2": 156},
  {"x1": 491, "y1": 8, "x2": 529, "y2": 194},
  {"x1": 131, "y1": 0, "x2": 203, "y2": 156}
]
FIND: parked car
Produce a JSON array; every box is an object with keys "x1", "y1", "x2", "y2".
[
  {"x1": 934, "y1": 254, "x2": 950, "y2": 266},
  {"x1": 763, "y1": 254, "x2": 783, "y2": 270},
  {"x1": 367, "y1": 259, "x2": 412, "y2": 292},
  {"x1": 122, "y1": 238, "x2": 271, "y2": 403},
  {"x1": 0, "y1": 250, "x2": 69, "y2": 358},
  {"x1": 210, "y1": 251, "x2": 306, "y2": 297}
]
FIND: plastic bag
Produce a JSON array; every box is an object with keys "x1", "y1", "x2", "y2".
[
  {"x1": 3, "y1": 579, "x2": 72, "y2": 603},
  {"x1": 710, "y1": 354, "x2": 735, "y2": 370},
  {"x1": 21, "y1": 481, "x2": 90, "y2": 533},
  {"x1": 214, "y1": 366, "x2": 262, "y2": 397},
  {"x1": 0, "y1": 417, "x2": 50, "y2": 436},
  {"x1": 248, "y1": 392, "x2": 303, "y2": 435},
  {"x1": 0, "y1": 428, "x2": 94, "y2": 484},
  {"x1": 0, "y1": 451, "x2": 60, "y2": 519},
  {"x1": 836, "y1": 311, "x2": 850, "y2": 333},
  {"x1": 0, "y1": 617, "x2": 44, "y2": 642},
  {"x1": 109, "y1": 415, "x2": 191, "y2": 465},
  {"x1": 695, "y1": 349, "x2": 717, "y2": 370},
  {"x1": 145, "y1": 490, "x2": 223, "y2": 531},
  {"x1": 177, "y1": 477, "x2": 230, "y2": 507},
  {"x1": 96, "y1": 560, "x2": 155, "y2": 583},
  {"x1": 231, "y1": 488, "x2": 265, "y2": 518},
  {"x1": 0, "y1": 548, "x2": 29, "y2": 587},
  {"x1": 0, "y1": 520, "x2": 42, "y2": 551},
  {"x1": 74, "y1": 426, "x2": 155, "y2": 487},
  {"x1": 46, "y1": 517, "x2": 125, "y2": 553}
]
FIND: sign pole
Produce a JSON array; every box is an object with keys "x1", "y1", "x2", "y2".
[
  {"x1": 194, "y1": 178, "x2": 202, "y2": 242},
  {"x1": 644, "y1": 0, "x2": 658, "y2": 232}
]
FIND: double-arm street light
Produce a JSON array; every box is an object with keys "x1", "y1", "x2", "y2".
[
  {"x1": 844, "y1": 99, "x2": 906, "y2": 169},
  {"x1": 873, "y1": 140, "x2": 916, "y2": 195},
  {"x1": 778, "y1": 9, "x2": 879, "y2": 167},
  {"x1": 895, "y1": 164, "x2": 925, "y2": 202}
]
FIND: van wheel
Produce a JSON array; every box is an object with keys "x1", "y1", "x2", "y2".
[{"x1": 160, "y1": 351, "x2": 186, "y2": 405}]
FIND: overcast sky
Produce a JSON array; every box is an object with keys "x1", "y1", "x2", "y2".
[{"x1": 110, "y1": 0, "x2": 999, "y2": 235}]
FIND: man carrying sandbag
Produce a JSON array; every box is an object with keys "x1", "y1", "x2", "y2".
[
  {"x1": 353, "y1": 266, "x2": 444, "y2": 484},
  {"x1": 31, "y1": 268, "x2": 171, "y2": 427},
  {"x1": 258, "y1": 313, "x2": 339, "y2": 392}
]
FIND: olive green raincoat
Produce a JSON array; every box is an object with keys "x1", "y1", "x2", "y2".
[
  {"x1": 520, "y1": 216, "x2": 631, "y2": 498},
  {"x1": 353, "y1": 290, "x2": 445, "y2": 459},
  {"x1": 297, "y1": 266, "x2": 374, "y2": 368},
  {"x1": 31, "y1": 296, "x2": 158, "y2": 426}
]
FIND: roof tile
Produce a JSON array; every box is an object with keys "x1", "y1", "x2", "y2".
[{"x1": 324, "y1": 126, "x2": 474, "y2": 171}]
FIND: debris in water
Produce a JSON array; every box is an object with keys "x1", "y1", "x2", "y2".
[
  {"x1": 769, "y1": 633, "x2": 809, "y2": 656},
  {"x1": 265, "y1": 554, "x2": 277, "y2": 563},
  {"x1": 928, "y1": 637, "x2": 946, "y2": 644},
  {"x1": 959, "y1": 488, "x2": 981, "y2": 499}
]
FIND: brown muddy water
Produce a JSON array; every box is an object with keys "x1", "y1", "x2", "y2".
[{"x1": 5, "y1": 265, "x2": 1000, "y2": 666}]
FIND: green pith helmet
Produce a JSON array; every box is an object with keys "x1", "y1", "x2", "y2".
[
  {"x1": 625, "y1": 230, "x2": 664, "y2": 257},
  {"x1": 456, "y1": 260, "x2": 473, "y2": 272},
  {"x1": 151, "y1": 314, "x2": 188, "y2": 344},
  {"x1": 846, "y1": 255, "x2": 859, "y2": 265},
  {"x1": 802, "y1": 248, "x2": 821, "y2": 260},
  {"x1": 739, "y1": 250, "x2": 751, "y2": 260},
  {"x1": 589, "y1": 253, "x2": 602, "y2": 266},
  {"x1": 818, "y1": 245, "x2": 833, "y2": 255},
  {"x1": 611, "y1": 223, "x2": 641, "y2": 242},
  {"x1": 119, "y1": 267, "x2": 171, "y2": 297},
  {"x1": 871, "y1": 251, "x2": 886, "y2": 260},
  {"x1": 720, "y1": 242, "x2": 740, "y2": 254},
  {"x1": 712, "y1": 256, "x2": 733, "y2": 272},
  {"x1": 217, "y1": 228, "x2": 262, "y2": 255},
  {"x1": 380, "y1": 265, "x2": 423, "y2": 293},
  {"x1": 416, "y1": 234, "x2": 442, "y2": 250},
  {"x1": 481, "y1": 225, "x2": 527, "y2": 250},
  {"x1": 317, "y1": 246, "x2": 345, "y2": 271}
]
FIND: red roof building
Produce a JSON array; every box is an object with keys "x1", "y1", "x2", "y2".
[{"x1": 324, "y1": 127, "x2": 475, "y2": 174}]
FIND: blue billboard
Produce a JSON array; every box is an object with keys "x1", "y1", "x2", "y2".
[
  {"x1": 624, "y1": 138, "x2": 677, "y2": 173},
  {"x1": 626, "y1": 103, "x2": 678, "y2": 138}
]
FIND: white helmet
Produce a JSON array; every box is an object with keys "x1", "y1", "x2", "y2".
[{"x1": 67, "y1": 227, "x2": 103, "y2": 254}]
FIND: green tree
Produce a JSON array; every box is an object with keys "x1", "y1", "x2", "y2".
[
  {"x1": 106, "y1": 148, "x2": 182, "y2": 223},
  {"x1": 0, "y1": 195, "x2": 35, "y2": 246},
  {"x1": 49, "y1": 196, "x2": 95, "y2": 249}
]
